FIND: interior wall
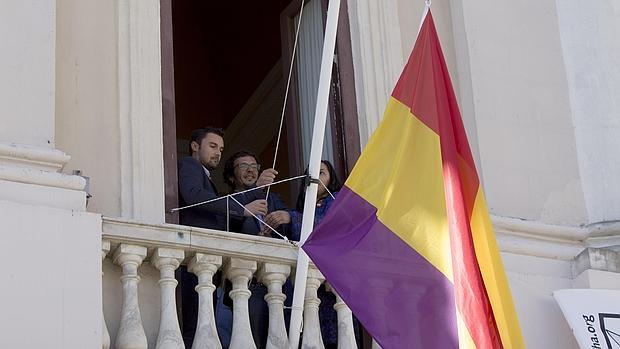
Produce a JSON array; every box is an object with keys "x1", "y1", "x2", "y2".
[
  {"x1": 172, "y1": 0, "x2": 290, "y2": 139},
  {"x1": 55, "y1": 0, "x2": 121, "y2": 217},
  {"x1": 172, "y1": 0, "x2": 294, "y2": 203}
]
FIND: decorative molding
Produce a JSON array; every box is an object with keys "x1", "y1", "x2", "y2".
[
  {"x1": 117, "y1": 0, "x2": 165, "y2": 223},
  {"x1": 102, "y1": 217, "x2": 298, "y2": 265},
  {"x1": 0, "y1": 142, "x2": 85, "y2": 191},
  {"x1": 492, "y1": 215, "x2": 588, "y2": 241},
  {"x1": 0, "y1": 142, "x2": 70, "y2": 172},
  {"x1": 573, "y1": 247, "x2": 620, "y2": 276},
  {"x1": 0, "y1": 165, "x2": 85, "y2": 191},
  {"x1": 496, "y1": 230, "x2": 584, "y2": 261},
  {"x1": 492, "y1": 215, "x2": 620, "y2": 260}
]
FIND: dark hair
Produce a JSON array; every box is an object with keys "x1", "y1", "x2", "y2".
[
  {"x1": 189, "y1": 127, "x2": 225, "y2": 154},
  {"x1": 295, "y1": 160, "x2": 341, "y2": 211},
  {"x1": 223, "y1": 150, "x2": 261, "y2": 189}
]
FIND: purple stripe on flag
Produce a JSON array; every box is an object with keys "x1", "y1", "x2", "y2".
[{"x1": 303, "y1": 186, "x2": 458, "y2": 349}]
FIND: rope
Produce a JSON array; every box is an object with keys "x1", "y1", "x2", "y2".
[
  {"x1": 317, "y1": 178, "x2": 336, "y2": 200},
  {"x1": 170, "y1": 174, "x2": 308, "y2": 213},
  {"x1": 266, "y1": 0, "x2": 307, "y2": 199},
  {"x1": 228, "y1": 195, "x2": 290, "y2": 242}
]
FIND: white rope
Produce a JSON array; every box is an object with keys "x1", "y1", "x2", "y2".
[
  {"x1": 170, "y1": 174, "x2": 307, "y2": 212},
  {"x1": 266, "y1": 0, "x2": 306, "y2": 199},
  {"x1": 228, "y1": 195, "x2": 290, "y2": 242},
  {"x1": 317, "y1": 178, "x2": 336, "y2": 200}
]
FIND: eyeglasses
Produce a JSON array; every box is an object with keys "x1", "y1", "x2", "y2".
[{"x1": 235, "y1": 162, "x2": 261, "y2": 171}]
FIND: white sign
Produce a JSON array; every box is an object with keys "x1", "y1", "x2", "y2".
[{"x1": 554, "y1": 289, "x2": 620, "y2": 349}]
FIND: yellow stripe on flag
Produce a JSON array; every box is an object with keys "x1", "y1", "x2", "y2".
[
  {"x1": 457, "y1": 310, "x2": 478, "y2": 349},
  {"x1": 470, "y1": 189, "x2": 526, "y2": 348},
  {"x1": 346, "y1": 97, "x2": 453, "y2": 281}
]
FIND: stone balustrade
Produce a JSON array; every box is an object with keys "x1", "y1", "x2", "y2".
[{"x1": 101, "y1": 217, "x2": 364, "y2": 349}]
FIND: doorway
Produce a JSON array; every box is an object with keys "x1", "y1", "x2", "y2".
[{"x1": 161, "y1": 0, "x2": 360, "y2": 223}]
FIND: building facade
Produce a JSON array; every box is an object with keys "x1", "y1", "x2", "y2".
[{"x1": 1, "y1": 0, "x2": 619, "y2": 348}]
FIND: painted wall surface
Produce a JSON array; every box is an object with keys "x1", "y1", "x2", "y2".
[
  {"x1": 0, "y1": 1, "x2": 55, "y2": 147},
  {"x1": 454, "y1": 0, "x2": 588, "y2": 226},
  {"x1": 0, "y1": 200, "x2": 102, "y2": 349},
  {"x1": 503, "y1": 253, "x2": 580, "y2": 349},
  {"x1": 394, "y1": 1, "x2": 608, "y2": 226},
  {"x1": 555, "y1": 0, "x2": 620, "y2": 224},
  {"x1": 55, "y1": 0, "x2": 122, "y2": 217}
]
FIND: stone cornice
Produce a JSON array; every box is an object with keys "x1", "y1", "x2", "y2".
[
  {"x1": 0, "y1": 142, "x2": 70, "y2": 172},
  {"x1": 102, "y1": 217, "x2": 298, "y2": 266},
  {"x1": 0, "y1": 142, "x2": 85, "y2": 191},
  {"x1": 492, "y1": 215, "x2": 620, "y2": 260},
  {"x1": 0, "y1": 165, "x2": 85, "y2": 191}
]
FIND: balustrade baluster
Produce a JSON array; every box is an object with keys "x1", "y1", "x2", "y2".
[
  {"x1": 113, "y1": 244, "x2": 148, "y2": 349},
  {"x1": 302, "y1": 267, "x2": 325, "y2": 349},
  {"x1": 258, "y1": 263, "x2": 291, "y2": 349},
  {"x1": 226, "y1": 258, "x2": 258, "y2": 349},
  {"x1": 326, "y1": 284, "x2": 357, "y2": 349},
  {"x1": 152, "y1": 248, "x2": 185, "y2": 349},
  {"x1": 102, "y1": 240, "x2": 111, "y2": 349},
  {"x1": 188, "y1": 253, "x2": 223, "y2": 349}
]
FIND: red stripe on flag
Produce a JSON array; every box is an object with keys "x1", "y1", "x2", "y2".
[
  {"x1": 392, "y1": 12, "x2": 480, "y2": 218},
  {"x1": 394, "y1": 12, "x2": 503, "y2": 348}
]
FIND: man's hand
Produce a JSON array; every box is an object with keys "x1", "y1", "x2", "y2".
[
  {"x1": 256, "y1": 168, "x2": 278, "y2": 187},
  {"x1": 258, "y1": 228, "x2": 273, "y2": 238},
  {"x1": 244, "y1": 199, "x2": 268, "y2": 217},
  {"x1": 264, "y1": 210, "x2": 291, "y2": 229}
]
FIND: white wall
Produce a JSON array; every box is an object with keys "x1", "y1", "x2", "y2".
[
  {"x1": 555, "y1": 0, "x2": 620, "y2": 224},
  {"x1": 55, "y1": 0, "x2": 122, "y2": 217},
  {"x1": 502, "y1": 253, "x2": 580, "y2": 349},
  {"x1": 0, "y1": 1, "x2": 55, "y2": 147},
  {"x1": 454, "y1": 0, "x2": 589, "y2": 226},
  {"x1": 0, "y1": 200, "x2": 101, "y2": 348}
]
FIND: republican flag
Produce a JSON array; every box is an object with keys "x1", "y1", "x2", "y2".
[{"x1": 302, "y1": 11, "x2": 525, "y2": 349}]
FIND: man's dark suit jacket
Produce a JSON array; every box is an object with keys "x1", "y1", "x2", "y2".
[
  {"x1": 177, "y1": 156, "x2": 245, "y2": 230},
  {"x1": 229, "y1": 191, "x2": 290, "y2": 238}
]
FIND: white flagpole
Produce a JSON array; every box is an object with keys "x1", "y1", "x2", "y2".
[{"x1": 288, "y1": 0, "x2": 341, "y2": 348}]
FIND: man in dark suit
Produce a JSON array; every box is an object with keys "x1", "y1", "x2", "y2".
[
  {"x1": 178, "y1": 127, "x2": 276, "y2": 230},
  {"x1": 177, "y1": 127, "x2": 277, "y2": 347}
]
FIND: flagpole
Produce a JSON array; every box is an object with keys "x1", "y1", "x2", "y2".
[{"x1": 288, "y1": 0, "x2": 341, "y2": 348}]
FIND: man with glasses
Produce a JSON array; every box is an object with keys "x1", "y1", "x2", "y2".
[
  {"x1": 219, "y1": 150, "x2": 291, "y2": 349},
  {"x1": 222, "y1": 150, "x2": 289, "y2": 237}
]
